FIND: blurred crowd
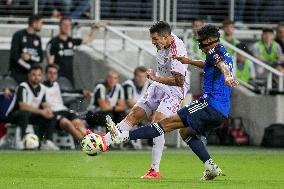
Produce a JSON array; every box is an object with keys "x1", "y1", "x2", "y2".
[
  {"x1": 0, "y1": 14, "x2": 151, "y2": 150},
  {"x1": 188, "y1": 18, "x2": 284, "y2": 91},
  {"x1": 1, "y1": 13, "x2": 284, "y2": 150}
]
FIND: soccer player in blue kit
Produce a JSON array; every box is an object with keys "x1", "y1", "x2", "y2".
[{"x1": 104, "y1": 25, "x2": 239, "y2": 180}]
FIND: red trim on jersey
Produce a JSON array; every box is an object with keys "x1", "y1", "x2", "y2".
[{"x1": 170, "y1": 36, "x2": 177, "y2": 56}]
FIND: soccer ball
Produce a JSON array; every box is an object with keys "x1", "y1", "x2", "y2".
[
  {"x1": 23, "y1": 133, "x2": 39, "y2": 150},
  {"x1": 81, "y1": 133, "x2": 104, "y2": 156}
]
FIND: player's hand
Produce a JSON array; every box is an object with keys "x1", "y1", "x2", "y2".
[
  {"x1": 21, "y1": 53, "x2": 30, "y2": 61},
  {"x1": 40, "y1": 108, "x2": 54, "y2": 119},
  {"x1": 172, "y1": 55, "x2": 191, "y2": 64},
  {"x1": 225, "y1": 77, "x2": 239, "y2": 87},
  {"x1": 146, "y1": 69, "x2": 157, "y2": 81},
  {"x1": 3, "y1": 87, "x2": 13, "y2": 99},
  {"x1": 82, "y1": 89, "x2": 92, "y2": 98}
]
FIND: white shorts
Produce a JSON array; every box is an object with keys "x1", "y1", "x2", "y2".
[{"x1": 135, "y1": 85, "x2": 182, "y2": 118}]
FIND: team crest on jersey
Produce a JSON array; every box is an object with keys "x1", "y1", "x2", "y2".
[
  {"x1": 68, "y1": 42, "x2": 73, "y2": 48},
  {"x1": 33, "y1": 40, "x2": 39, "y2": 47}
]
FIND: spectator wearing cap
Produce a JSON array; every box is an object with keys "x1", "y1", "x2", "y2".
[{"x1": 235, "y1": 43, "x2": 256, "y2": 84}]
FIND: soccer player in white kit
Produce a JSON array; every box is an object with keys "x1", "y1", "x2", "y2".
[{"x1": 101, "y1": 21, "x2": 190, "y2": 178}]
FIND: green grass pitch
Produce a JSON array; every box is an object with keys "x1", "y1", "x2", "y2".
[{"x1": 0, "y1": 146, "x2": 283, "y2": 189}]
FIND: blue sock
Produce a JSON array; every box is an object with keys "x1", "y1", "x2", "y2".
[
  {"x1": 184, "y1": 136, "x2": 211, "y2": 163},
  {"x1": 129, "y1": 123, "x2": 165, "y2": 140}
]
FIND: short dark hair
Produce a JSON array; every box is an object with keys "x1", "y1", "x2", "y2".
[
  {"x1": 149, "y1": 21, "x2": 171, "y2": 36},
  {"x1": 192, "y1": 18, "x2": 204, "y2": 24},
  {"x1": 45, "y1": 64, "x2": 59, "y2": 73},
  {"x1": 59, "y1": 16, "x2": 72, "y2": 25},
  {"x1": 222, "y1": 19, "x2": 234, "y2": 27},
  {"x1": 134, "y1": 66, "x2": 147, "y2": 76},
  {"x1": 197, "y1": 25, "x2": 220, "y2": 41},
  {"x1": 262, "y1": 28, "x2": 274, "y2": 33},
  {"x1": 28, "y1": 65, "x2": 42, "y2": 73},
  {"x1": 28, "y1": 14, "x2": 43, "y2": 26}
]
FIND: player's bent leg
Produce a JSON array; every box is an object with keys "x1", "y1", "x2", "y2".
[
  {"x1": 105, "y1": 106, "x2": 147, "y2": 145},
  {"x1": 179, "y1": 128, "x2": 224, "y2": 180},
  {"x1": 72, "y1": 118, "x2": 86, "y2": 136},
  {"x1": 59, "y1": 118, "x2": 84, "y2": 140}
]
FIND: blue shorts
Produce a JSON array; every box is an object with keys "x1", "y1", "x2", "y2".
[{"x1": 177, "y1": 98, "x2": 226, "y2": 137}]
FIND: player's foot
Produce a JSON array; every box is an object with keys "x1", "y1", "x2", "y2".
[
  {"x1": 105, "y1": 115, "x2": 122, "y2": 144},
  {"x1": 99, "y1": 132, "x2": 108, "y2": 152},
  {"x1": 201, "y1": 160, "x2": 225, "y2": 180},
  {"x1": 140, "y1": 169, "x2": 161, "y2": 179}
]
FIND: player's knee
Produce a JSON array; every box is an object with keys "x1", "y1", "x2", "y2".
[
  {"x1": 60, "y1": 118, "x2": 70, "y2": 128},
  {"x1": 72, "y1": 118, "x2": 81, "y2": 125},
  {"x1": 179, "y1": 128, "x2": 192, "y2": 140}
]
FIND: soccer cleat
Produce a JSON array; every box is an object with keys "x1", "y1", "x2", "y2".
[
  {"x1": 40, "y1": 140, "x2": 60, "y2": 151},
  {"x1": 201, "y1": 161, "x2": 225, "y2": 181},
  {"x1": 105, "y1": 115, "x2": 122, "y2": 144},
  {"x1": 141, "y1": 169, "x2": 161, "y2": 179},
  {"x1": 99, "y1": 132, "x2": 108, "y2": 152}
]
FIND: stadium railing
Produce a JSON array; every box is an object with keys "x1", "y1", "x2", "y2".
[
  {"x1": 0, "y1": 0, "x2": 283, "y2": 27},
  {"x1": 220, "y1": 39, "x2": 284, "y2": 93}
]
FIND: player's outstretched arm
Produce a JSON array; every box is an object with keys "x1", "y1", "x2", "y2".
[
  {"x1": 147, "y1": 69, "x2": 184, "y2": 87},
  {"x1": 216, "y1": 61, "x2": 239, "y2": 87},
  {"x1": 172, "y1": 55, "x2": 204, "y2": 69}
]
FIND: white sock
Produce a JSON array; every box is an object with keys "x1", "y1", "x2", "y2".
[
  {"x1": 104, "y1": 132, "x2": 113, "y2": 146},
  {"x1": 117, "y1": 119, "x2": 133, "y2": 131},
  {"x1": 205, "y1": 159, "x2": 215, "y2": 170},
  {"x1": 151, "y1": 134, "x2": 165, "y2": 172}
]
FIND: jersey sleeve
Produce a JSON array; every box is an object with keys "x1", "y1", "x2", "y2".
[
  {"x1": 118, "y1": 86, "x2": 125, "y2": 100},
  {"x1": 170, "y1": 41, "x2": 188, "y2": 76},
  {"x1": 72, "y1": 38, "x2": 83, "y2": 46},
  {"x1": 46, "y1": 39, "x2": 56, "y2": 56},
  {"x1": 123, "y1": 84, "x2": 133, "y2": 100},
  {"x1": 208, "y1": 46, "x2": 227, "y2": 66},
  {"x1": 16, "y1": 86, "x2": 25, "y2": 103}
]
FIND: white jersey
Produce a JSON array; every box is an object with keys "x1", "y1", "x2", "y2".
[
  {"x1": 122, "y1": 79, "x2": 150, "y2": 102},
  {"x1": 6, "y1": 82, "x2": 46, "y2": 116},
  {"x1": 45, "y1": 81, "x2": 68, "y2": 112},
  {"x1": 88, "y1": 83, "x2": 124, "y2": 112},
  {"x1": 153, "y1": 33, "x2": 190, "y2": 99}
]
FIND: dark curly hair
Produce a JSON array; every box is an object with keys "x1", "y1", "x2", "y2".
[
  {"x1": 149, "y1": 21, "x2": 171, "y2": 36},
  {"x1": 197, "y1": 24, "x2": 220, "y2": 42}
]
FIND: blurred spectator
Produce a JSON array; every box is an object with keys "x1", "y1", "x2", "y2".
[
  {"x1": 46, "y1": 17, "x2": 101, "y2": 86},
  {"x1": 235, "y1": 43, "x2": 256, "y2": 84},
  {"x1": 43, "y1": 64, "x2": 87, "y2": 141},
  {"x1": 187, "y1": 18, "x2": 205, "y2": 60},
  {"x1": 122, "y1": 66, "x2": 150, "y2": 150},
  {"x1": 252, "y1": 28, "x2": 284, "y2": 66},
  {"x1": 122, "y1": 66, "x2": 149, "y2": 109},
  {"x1": 276, "y1": 23, "x2": 284, "y2": 53},
  {"x1": 86, "y1": 70, "x2": 126, "y2": 129},
  {"x1": 221, "y1": 19, "x2": 239, "y2": 57},
  {"x1": 5, "y1": 65, "x2": 59, "y2": 150},
  {"x1": 9, "y1": 14, "x2": 43, "y2": 83}
]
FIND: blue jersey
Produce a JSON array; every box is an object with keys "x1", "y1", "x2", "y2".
[{"x1": 202, "y1": 43, "x2": 233, "y2": 117}]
